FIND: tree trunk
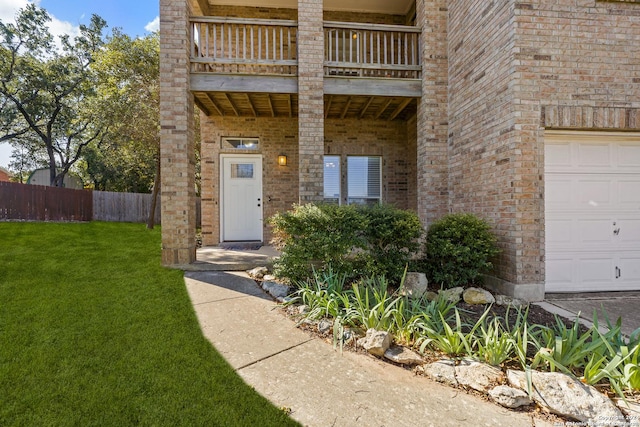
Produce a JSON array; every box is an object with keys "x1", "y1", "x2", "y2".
[{"x1": 147, "y1": 155, "x2": 161, "y2": 229}]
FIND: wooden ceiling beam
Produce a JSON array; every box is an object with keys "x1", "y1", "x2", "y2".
[
  {"x1": 388, "y1": 98, "x2": 413, "y2": 121},
  {"x1": 267, "y1": 94, "x2": 276, "y2": 117},
  {"x1": 194, "y1": 0, "x2": 210, "y2": 15},
  {"x1": 194, "y1": 97, "x2": 212, "y2": 116},
  {"x1": 325, "y1": 95, "x2": 333, "y2": 119},
  {"x1": 224, "y1": 93, "x2": 240, "y2": 116},
  {"x1": 374, "y1": 98, "x2": 393, "y2": 120},
  {"x1": 205, "y1": 93, "x2": 224, "y2": 116},
  {"x1": 359, "y1": 96, "x2": 375, "y2": 119},
  {"x1": 340, "y1": 97, "x2": 352, "y2": 119},
  {"x1": 245, "y1": 93, "x2": 257, "y2": 117}
]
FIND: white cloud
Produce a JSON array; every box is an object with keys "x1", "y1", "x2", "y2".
[
  {"x1": 0, "y1": 0, "x2": 80, "y2": 46},
  {"x1": 144, "y1": 16, "x2": 159, "y2": 32}
]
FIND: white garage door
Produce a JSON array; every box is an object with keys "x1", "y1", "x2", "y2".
[{"x1": 545, "y1": 131, "x2": 640, "y2": 292}]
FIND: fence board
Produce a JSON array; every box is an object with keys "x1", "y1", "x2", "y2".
[
  {"x1": 93, "y1": 191, "x2": 162, "y2": 224},
  {"x1": 1, "y1": 183, "x2": 201, "y2": 226},
  {"x1": 0, "y1": 181, "x2": 92, "y2": 221}
]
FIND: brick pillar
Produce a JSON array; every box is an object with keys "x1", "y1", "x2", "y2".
[
  {"x1": 159, "y1": 0, "x2": 197, "y2": 265},
  {"x1": 297, "y1": 0, "x2": 324, "y2": 203},
  {"x1": 415, "y1": 0, "x2": 449, "y2": 227}
]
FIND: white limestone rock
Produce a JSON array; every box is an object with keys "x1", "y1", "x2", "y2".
[
  {"x1": 383, "y1": 346, "x2": 424, "y2": 365},
  {"x1": 422, "y1": 359, "x2": 458, "y2": 387},
  {"x1": 261, "y1": 281, "x2": 290, "y2": 300},
  {"x1": 358, "y1": 329, "x2": 391, "y2": 357},
  {"x1": 489, "y1": 385, "x2": 533, "y2": 408},
  {"x1": 507, "y1": 369, "x2": 623, "y2": 422},
  {"x1": 247, "y1": 266, "x2": 268, "y2": 279},
  {"x1": 454, "y1": 359, "x2": 503, "y2": 392},
  {"x1": 401, "y1": 272, "x2": 429, "y2": 299}
]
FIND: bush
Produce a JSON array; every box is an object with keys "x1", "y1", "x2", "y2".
[
  {"x1": 424, "y1": 213, "x2": 500, "y2": 288},
  {"x1": 269, "y1": 203, "x2": 423, "y2": 285}
]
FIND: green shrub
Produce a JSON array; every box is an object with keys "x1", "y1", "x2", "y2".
[
  {"x1": 424, "y1": 213, "x2": 500, "y2": 288},
  {"x1": 359, "y1": 203, "x2": 423, "y2": 281},
  {"x1": 269, "y1": 203, "x2": 423, "y2": 285}
]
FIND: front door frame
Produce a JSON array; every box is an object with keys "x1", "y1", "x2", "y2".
[{"x1": 220, "y1": 153, "x2": 264, "y2": 242}]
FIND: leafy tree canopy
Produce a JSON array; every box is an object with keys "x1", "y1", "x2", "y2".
[{"x1": 0, "y1": 4, "x2": 107, "y2": 186}]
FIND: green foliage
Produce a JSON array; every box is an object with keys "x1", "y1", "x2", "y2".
[
  {"x1": 0, "y1": 222, "x2": 298, "y2": 426},
  {"x1": 358, "y1": 204, "x2": 423, "y2": 280},
  {"x1": 0, "y1": 4, "x2": 108, "y2": 186},
  {"x1": 424, "y1": 213, "x2": 500, "y2": 288},
  {"x1": 345, "y1": 277, "x2": 403, "y2": 332},
  {"x1": 270, "y1": 203, "x2": 367, "y2": 282},
  {"x1": 288, "y1": 267, "x2": 351, "y2": 321},
  {"x1": 474, "y1": 315, "x2": 515, "y2": 366},
  {"x1": 270, "y1": 203, "x2": 423, "y2": 284}
]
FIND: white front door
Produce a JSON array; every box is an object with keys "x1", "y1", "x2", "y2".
[
  {"x1": 545, "y1": 131, "x2": 640, "y2": 292},
  {"x1": 221, "y1": 155, "x2": 263, "y2": 242}
]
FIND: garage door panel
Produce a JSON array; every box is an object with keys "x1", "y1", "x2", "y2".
[
  {"x1": 617, "y1": 218, "x2": 640, "y2": 246},
  {"x1": 545, "y1": 134, "x2": 640, "y2": 292},
  {"x1": 618, "y1": 255, "x2": 640, "y2": 286},
  {"x1": 618, "y1": 179, "x2": 640, "y2": 208},
  {"x1": 578, "y1": 144, "x2": 612, "y2": 168},
  {"x1": 618, "y1": 144, "x2": 640, "y2": 168}
]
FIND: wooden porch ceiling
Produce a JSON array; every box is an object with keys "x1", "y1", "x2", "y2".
[{"x1": 193, "y1": 92, "x2": 417, "y2": 121}]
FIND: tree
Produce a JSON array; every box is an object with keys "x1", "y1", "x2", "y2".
[
  {"x1": 0, "y1": 4, "x2": 107, "y2": 186},
  {"x1": 86, "y1": 30, "x2": 161, "y2": 227},
  {"x1": 82, "y1": 30, "x2": 159, "y2": 194}
]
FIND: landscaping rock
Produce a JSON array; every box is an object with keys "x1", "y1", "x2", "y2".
[
  {"x1": 401, "y1": 272, "x2": 428, "y2": 299},
  {"x1": 261, "y1": 281, "x2": 290, "y2": 300},
  {"x1": 383, "y1": 346, "x2": 424, "y2": 365},
  {"x1": 507, "y1": 370, "x2": 623, "y2": 422},
  {"x1": 439, "y1": 287, "x2": 464, "y2": 303},
  {"x1": 247, "y1": 266, "x2": 268, "y2": 279},
  {"x1": 489, "y1": 385, "x2": 533, "y2": 409},
  {"x1": 463, "y1": 287, "x2": 495, "y2": 305},
  {"x1": 358, "y1": 329, "x2": 391, "y2": 357},
  {"x1": 495, "y1": 295, "x2": 527, "y2": 307},
  {"x1": 317, "y1": 319, "x2": 333, "y2": 334},
  {"x1": 455, "y1": 359, "x2": 503, "y2": 392},
  {"x1": 263, "y1": 274, "x2": 277, "y2": 282},
  {"x1": 614, "y1": 398, "x2": 640, "y2": 418},
  {"x1": 424, "y1": 291, "x2": 438, "y2": 301},
  {"x1": 297, "y1": 305, "x2": 309, "y2": 315},
  {"x1": 422, "y1": 359, "x2": 458, "y2": 387}
]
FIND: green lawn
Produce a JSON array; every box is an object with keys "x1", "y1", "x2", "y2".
[{"x1": 0, "y1": 222, "x2": 298, "y2": 426}]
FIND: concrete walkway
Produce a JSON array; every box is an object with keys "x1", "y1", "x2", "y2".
[{"x1": 185, "y1": 270, "x2": 552, "y2": 427}]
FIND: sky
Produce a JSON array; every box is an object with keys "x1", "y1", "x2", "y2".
[{"x1": 0, "y1": 0, "x2": 160, "y2": 169}]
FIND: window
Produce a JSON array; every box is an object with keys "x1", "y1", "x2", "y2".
[
  {"x1": 221, "y1": 137, "x2": 259, "y2": 150},
  {"x1": 323, "y1": 155, "x2": 340, "y2": 204},
  {"x1": 347, "y1": 156, "x2": 381, "y2": 205}
]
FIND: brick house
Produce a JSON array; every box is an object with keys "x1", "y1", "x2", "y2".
[
  {"x1": 0, "y1": 166, "x2": 11, "y2": 182},
  {"x1": 160, "y1": 0, "x2": 640, "y2": 300}
]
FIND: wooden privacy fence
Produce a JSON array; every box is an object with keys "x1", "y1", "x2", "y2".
[
  {"x1": 0, "y1": 183, "x2": 202, "y2": 226},
  {"x1": 93, "y1": 191, "x2": 162, "y2": 224},
  {"x1": 0, "y1": 181, "x2": 92, "y2": 221}
]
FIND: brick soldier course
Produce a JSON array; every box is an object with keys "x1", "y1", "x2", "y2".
[{"x1": 161, "y1": 0, "x2": 640, "y2": 299}]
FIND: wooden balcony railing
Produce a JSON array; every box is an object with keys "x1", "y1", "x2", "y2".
[
  {"x1": 190, "y1": 17, "x2": 298, "y2": 75},
  {"x1": 324, "y1": 21, "x2": 421, "y2": 79},
  {"x1": 189, "y1": 18, "x2": 421, "y2": 80}
]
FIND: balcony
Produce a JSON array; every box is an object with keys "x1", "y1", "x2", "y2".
[{"x1": 189, "y1": 17, "x2": 421, "y2": 119}]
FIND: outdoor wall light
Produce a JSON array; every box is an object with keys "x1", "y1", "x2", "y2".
[{"x1": 278, "y1": 155, "x2": 287, "y2": 166}]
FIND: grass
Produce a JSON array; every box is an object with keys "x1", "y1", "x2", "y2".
[{"x1": 0, "y1": 222, "x2": 298, "y2": 427}]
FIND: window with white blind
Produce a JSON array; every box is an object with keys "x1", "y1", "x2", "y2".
[
  {"x1": 347, "y1": 156, "x2": 381, "y2": 205},
  {"x1": 323, "y1": 155, "x2": 341, "y2": 204}
]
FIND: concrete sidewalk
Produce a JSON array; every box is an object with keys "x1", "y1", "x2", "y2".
[{"x1": 185, "y1": 271, "x2": 550, "y2": 427}]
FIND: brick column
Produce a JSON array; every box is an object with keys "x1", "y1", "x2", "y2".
[
  {"x1": 297, "y1": 0, "x2": 324, "y2": 203},
  {"x1": 415, "y1": 0, "x2": 449, "y2": 227},
  {"x1": 159, "y1": 0, "x2": 197, "y2": 265}
]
